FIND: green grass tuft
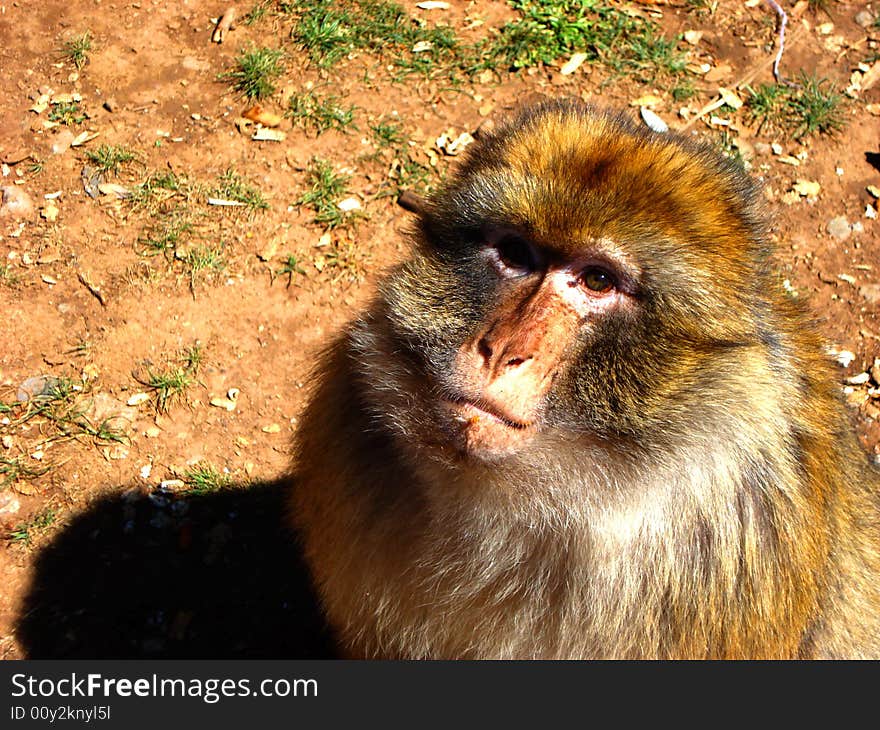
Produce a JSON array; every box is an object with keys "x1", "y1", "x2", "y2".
[
  {"x1": 8, "y1": 507, "x2": 57, "y2": 546},
  {"x1": 297, "y1": 158, "x2": 353, "y2": 229},
  {"x1": 371, "y1": 120, "x2": 404, "y2": 148},
  {"x1": 85, "y1": 145, "x2": 137, "y2": 175},
  {"x1": 485, "y1": 0, "x2": 685, "y2": 77},
  {"x1": 220, "y1": 47, "x2": 285, "y2": 99},
  {"x1": 61, "y1": 32, "x2": 92, "y2": 69},
  {"x1": 274, "y1": 254, "x2": 308, "y2": 287},
  {"x1": 211, "y1": 169, "x2": 270, "y2": 211},
  {"x1": 1, "y1": 456, "x2": 49, "y2": 490},
  {"x1": 183, "y1": 462, "x2": 231, "y2": 494},
  {"x1": 290, "y1": 0, "x2": 465, "y2": 79},
  {"x1": 287, "y1": 91, "x2": 357, "y2": 134},
  {"x1": 244, "y1": 0, "x2": 274, "y2": 24},
  {"x1": 137, "y1": 210, "x2": 195, "y2": 257},
  {"x1": 139, "y1": 344, "x2": 203, "y2": 413},
  {"x1": 746, "y1": 74, "x2": 845, "y2": 138},
  {"x1": 48, "y1": 101, "x2": 86, "y2": 126}
]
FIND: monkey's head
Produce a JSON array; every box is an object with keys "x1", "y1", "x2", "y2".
[{"x1": 372, "y1": 99, "x2": 772, "y2": 465}]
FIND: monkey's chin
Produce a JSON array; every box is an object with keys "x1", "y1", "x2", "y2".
[{"x1": 440, "y1": 400, "x2": 537, "y2": 462}]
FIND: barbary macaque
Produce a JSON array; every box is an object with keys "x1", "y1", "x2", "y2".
[{"x1": 290, "y1": 99, "x2": 880, "y2": 659}]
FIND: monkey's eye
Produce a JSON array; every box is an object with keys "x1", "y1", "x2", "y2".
[
  {"x1": 493, "y1": 234, "x2": 540, "y2": 274},
  {"x1": 579, "y1": 266, "x2": 616, "y2": 294}
]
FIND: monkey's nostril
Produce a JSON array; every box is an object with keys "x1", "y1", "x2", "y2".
[
  {"x1": 505, "y1": 356, "x2": 530, "y2": 368},
  {"x1": 477, "y1": 338, "x2": 493, "y2": 362}
]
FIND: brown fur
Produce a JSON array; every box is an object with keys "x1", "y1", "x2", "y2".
[{"x1": 290, "y1": 100, "x2": 880, "y2": 659}]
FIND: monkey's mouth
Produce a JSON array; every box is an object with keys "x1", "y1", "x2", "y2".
[
  {"x1": 445, "y1": 397, "x2": 532, "y2": 431},
  {"x1": 438, "y1": 397, "x2": 538, "y2": 460}
]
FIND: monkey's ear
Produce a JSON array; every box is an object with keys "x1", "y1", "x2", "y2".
[{"x1": 397, "y1": 190, "x2": 427, "y2": 215}]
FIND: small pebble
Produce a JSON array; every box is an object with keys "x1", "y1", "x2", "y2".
[
  {"x1": 159, "y1": 479, "x2": 186, "y2": 493},
  {"x1": 51, "y1": 130, "x2": 76, "y2": 155},
  {"x1": 0, "y1": 492, "x2": 21, "y2": 517},
  {"x1": 16, "y1": 375, "x2": 63, "y2": 402},
  {"x1": 860, "y1": 284, "x2": 880, "y2": 304},
  {"x1": 855, "y1": 10, "x2": 875, "y2": 27},
  {"x1": 0, "y1": 186, "x2": 35, "y2": 218},
  {"x1": 826, "y1": 216, "x2": 851, "y2": 242},
  {"x1": 338, "y1": 197, "x2": 362, "y2": 212}
]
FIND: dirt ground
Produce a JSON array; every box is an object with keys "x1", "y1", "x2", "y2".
[{"x1": 0, "y1": 0, "x2": 878, "y2": 658}]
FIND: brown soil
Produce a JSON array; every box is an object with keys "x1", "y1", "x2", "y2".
[{"x1": 0, "y1": 0, "x2": 878, "y2": 658}]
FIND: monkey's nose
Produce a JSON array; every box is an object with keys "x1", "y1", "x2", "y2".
[
  {"x1": 477, "y1": 337, "x2": 533, "y2": 373},
  {"x1": 477, "y1": 337, "x2": 493, "y2": 362}
]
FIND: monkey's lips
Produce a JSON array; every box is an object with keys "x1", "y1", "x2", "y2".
[{"x1": 440, "y1": 397, "x2": 537, "y2": 459}]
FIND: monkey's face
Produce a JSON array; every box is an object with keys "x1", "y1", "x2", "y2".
[{"x1": 380, "y1": 101, "x2": 768, "y2": 463}]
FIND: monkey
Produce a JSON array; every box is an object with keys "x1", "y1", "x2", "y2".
[{"x1": 290, "y1": 99, "x2": 880, "y2": 659}]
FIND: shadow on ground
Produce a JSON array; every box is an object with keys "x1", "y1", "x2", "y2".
[{"x1": 16, "y1": 478, "x2": 338, "y2": 658}]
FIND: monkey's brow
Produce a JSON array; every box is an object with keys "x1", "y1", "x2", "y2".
[{"x1": 527, "y1": 234, "x2": 642, "y2": 273}]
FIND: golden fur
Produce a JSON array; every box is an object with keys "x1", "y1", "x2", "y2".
[{"x1": 290, "y1": 100, "x2": 880, "y2": 659}]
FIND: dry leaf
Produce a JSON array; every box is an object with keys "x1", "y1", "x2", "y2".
[
  {"x1": 242, "y1": 104, "x2": 283, "y2": 127},
  {"x1": 98, "y1": 182, "x2": 131, "y2": 198},
  {"x1": 70, "y1": 131, "x2": 100, "y2": 147},
  {"x1": 207, "y1": 198, "x2": 246, "y2": 206},
  {"x1": 792, "y1": 180, "x2": 821, "y2": 197},
  {"x1": 717, "y1": 87, "x2": 743, "y2": 110},
  {"x1": 210, "y1": 397, "x2": 237, "y2": 411},
  {"x1": 77, "y1": 270, "x2": 107, "y2": 305},
  {"x1": 234, "y1": 117, "x2": 254, "y2": 134},
  {"x1": 560, "y1": 53, "x2": 588, "y2": 75},
  {"x1": 630, "y1": 94, "x2": 663, "y2": 107},
  {"x1": 251, "y1": 128, "x2": 286, "y2": 142},
  {"x1": 861, "y1": 61, "x2": 880, "y2": 92},
  {"x1": 704, "y1": 64, "x2": 732, "y2": 82},
  {"x1": 40, "y1": 202, "x2": 59, "y2": 221},
  {"x1": 640, "y1": 107, "x2": 668, "y2": 133},
  {"x1": 51, "y1": 92, "x2": 82, "y2": 104},
  {"x1": 212, "y1": 7, "x2": 237, "y2": 43},
  {"x1": 436, "y1": 131, "x2": 474, "y2": 156},
  {"x1": 257, "y1": 239, "x2": 278, "y2": 262}
]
